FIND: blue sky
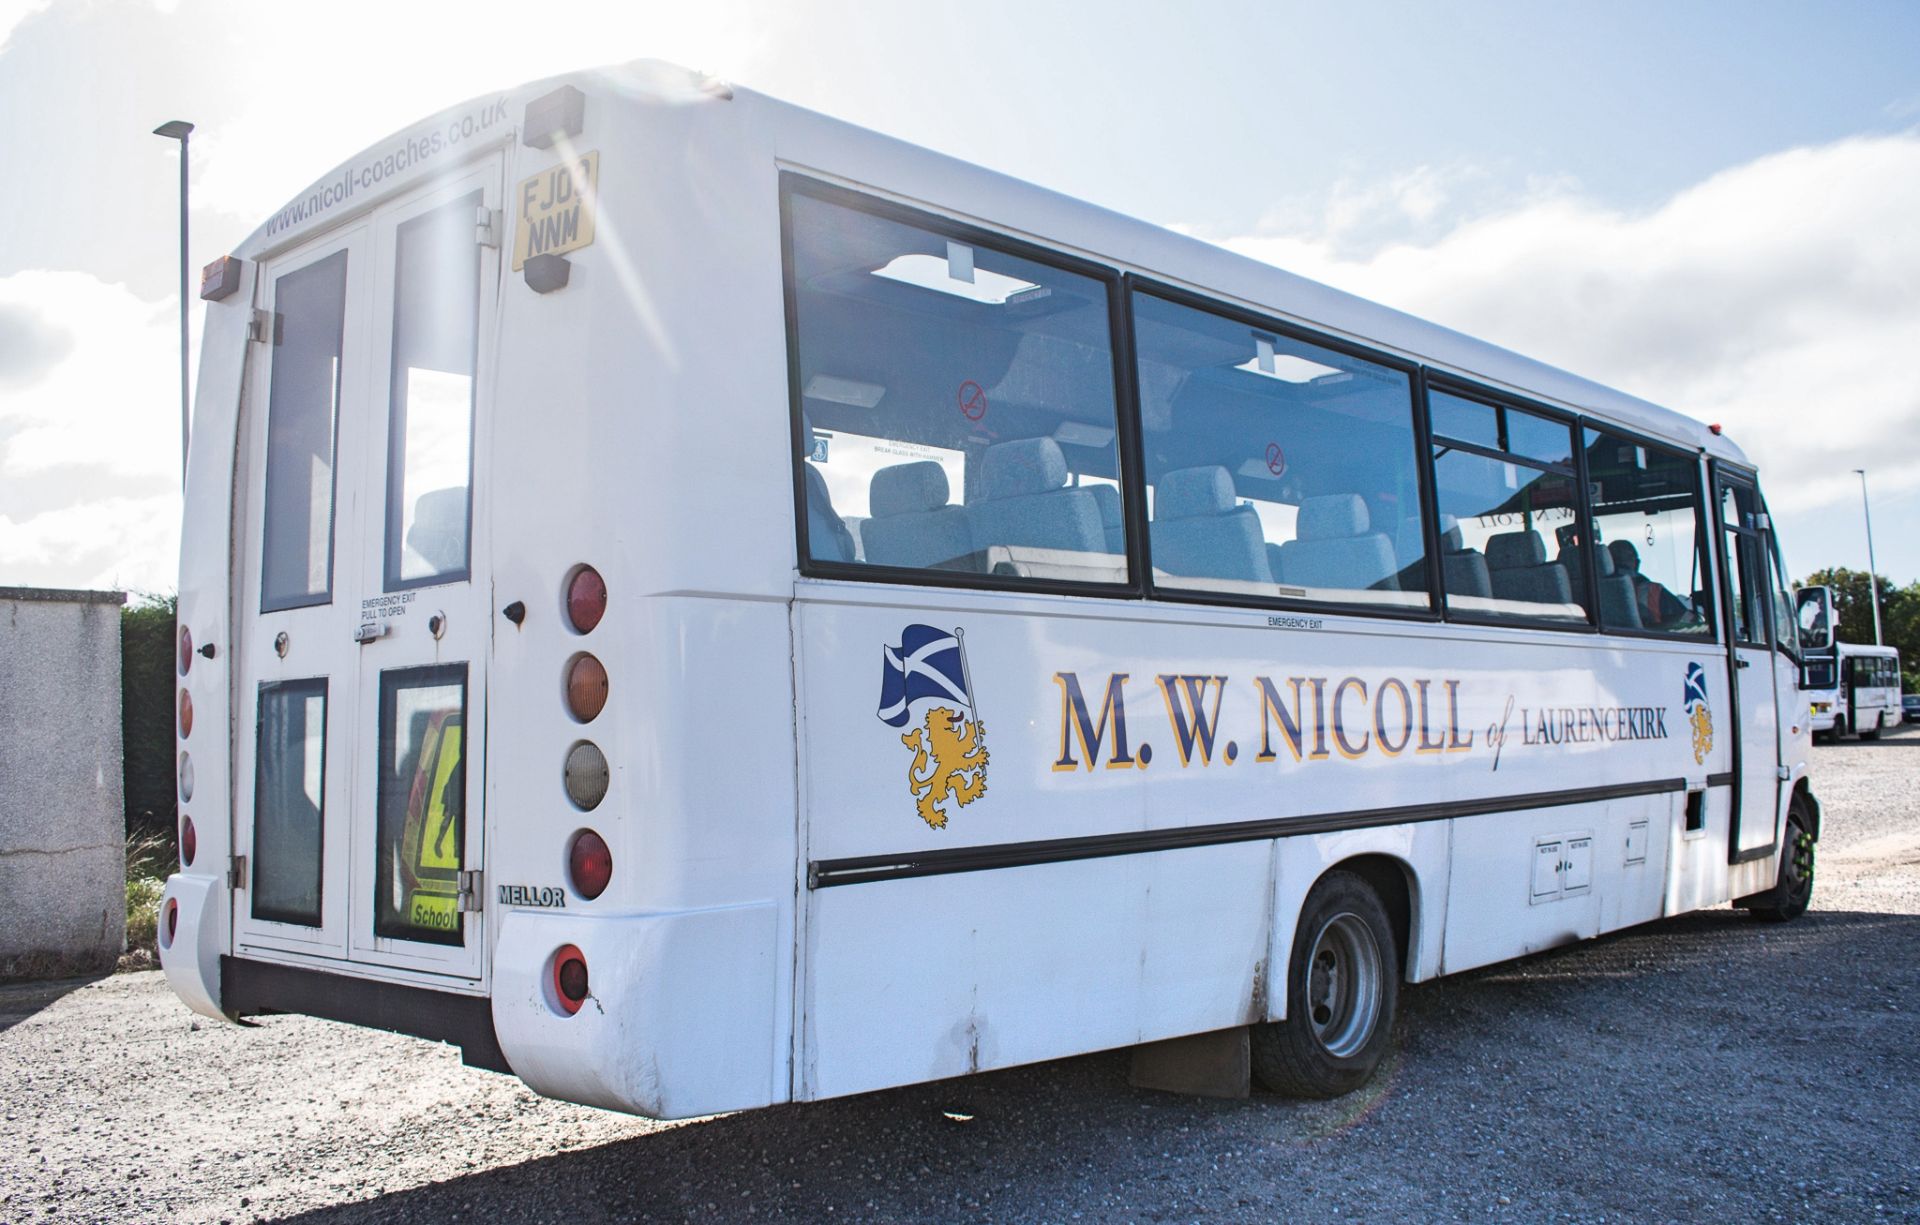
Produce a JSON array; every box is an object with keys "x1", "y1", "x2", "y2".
[{"x1": 2, "y1": 0, "x2": 1917, "y2": 591}]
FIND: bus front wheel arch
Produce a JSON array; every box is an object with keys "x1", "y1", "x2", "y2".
[{"x1": 1252, "y1": 869, "x2": 1400, "y2": 1099}]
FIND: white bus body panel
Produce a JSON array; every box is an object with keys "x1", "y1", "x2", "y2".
[{"x1": 793, "y1": 583, "x2": 1733, "y2": 1101}]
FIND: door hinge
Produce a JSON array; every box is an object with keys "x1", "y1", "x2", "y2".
[
  {"x1": 229, "y1": 853, "x2": 248, "y2": 890},
  {"x1": 475, "y1": 206, "x2": 502, "y2": 249},
  {"x1": 247, "y1": 309, "x2": 277, "y2": 344},
  {"x1": 457, "y1": 869, "x2": 485, "y2": 912},
  {"x1": 1776, "y1": 766, "x2": 1792, "y2": 781}
]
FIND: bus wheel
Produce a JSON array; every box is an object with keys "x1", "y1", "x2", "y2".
[
  {"x1": 1861, "y1": 712, "x2": 1883, "y2": 740},
  {"x1": 1744, "y1": 793, "x2": 1816, "y2": 923},
  {"x1": 1252, "y1": 870, "x2": 1399, "y2": 1099}
]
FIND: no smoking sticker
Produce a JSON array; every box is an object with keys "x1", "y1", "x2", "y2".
[{"x1": 958, "y1": 380, "x2": 989, "y2": 421}]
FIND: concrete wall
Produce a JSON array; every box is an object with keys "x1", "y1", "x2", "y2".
[{"x1": 1, "y1": 586, "x2": 128, "y2": 978}]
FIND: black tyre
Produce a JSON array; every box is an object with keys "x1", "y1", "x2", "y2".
[
  {"x1": 1861, "y1": 712, "x2": 1883, "y2": 741},
  {"x1": 1251, "y1": 870, "x2": 1399, "y2": 1098},
  {"x1": 1743, "y1": 792, "x2": 1815, "y2": 922}
]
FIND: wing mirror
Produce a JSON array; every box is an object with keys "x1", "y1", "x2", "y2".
[{"x1": 1795, "y1": 585, "x2": 1835, "y2": 652}]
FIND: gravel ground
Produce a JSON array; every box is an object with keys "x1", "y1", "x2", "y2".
[{"x1": 4, "y1": 730, "x2": 1917, "y2": 1224}]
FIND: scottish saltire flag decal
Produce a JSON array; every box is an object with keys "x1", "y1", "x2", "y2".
[
  {"x1": 877, "y1": 624, "x2": 989, "y2": 830},
  {"x1": 1683, "y1": 662, "x2": 1713, "y2": 765},
  {"x1": 877, "y1": 624, "x2": 973, "y2": 727}
]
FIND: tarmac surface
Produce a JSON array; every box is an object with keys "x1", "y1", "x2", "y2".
[{"x1": 3, "y1": 730, "x2": 1917, "y2": 1223}]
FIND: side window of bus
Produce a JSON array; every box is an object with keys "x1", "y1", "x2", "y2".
[
  {"x1": 1764, "y1": 516, "x2": 1795, "y2": 652},
  {"x1": 1129, "y1": 293, "x2": 1428, "y2": 609},
  {"x1": 1719, "y1": 483, "x2": 1767, "y2": 645},
  {"x1": 1582, "y1": 429, "x2": 1711, "y2": 636},
  {"x1": 785, "y1": 188, "x2": 1129, "y2": 584},
  {"x1": 1427, "y1": 390, "x2": 1585, "y2": 623}
]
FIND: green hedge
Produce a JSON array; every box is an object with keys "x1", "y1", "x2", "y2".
[{"x1": 122, "y1": 594, "x2": 178, "y2": 844}]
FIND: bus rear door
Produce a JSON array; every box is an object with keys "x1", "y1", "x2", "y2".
[{"x1": 233, "y1": 158, "x2": 502, "y2": 985}]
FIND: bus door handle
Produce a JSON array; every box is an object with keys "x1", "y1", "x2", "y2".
[
  {"x1": 1735, "y1": 659, "x2": 1750, "y2": 669},
  {"x1": 354, "y1": 622, "x2": 388, "y2": 644}
]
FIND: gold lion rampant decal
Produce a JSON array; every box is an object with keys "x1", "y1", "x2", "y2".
[
  {"x1": 1684, "y1": 661, "x2": 1713, "y2": 765},
  {"x1": 901, "y1": 706, "x2": 990, "y2": 829},
  {"x1": 877, "y1": 625, "x2": 989, "y2": 830}
]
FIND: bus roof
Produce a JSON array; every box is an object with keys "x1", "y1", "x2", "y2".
[{"x1": 239, "y1": 59, "x2": 1749, "y2": 467}]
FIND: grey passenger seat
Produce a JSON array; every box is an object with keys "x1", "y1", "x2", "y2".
[
  {"x1": 1273, "y1": 494, "x2": 1398, "y2": 592},
  {"x1": 1435, "y1": 515, "x2": 1492, "y2": 600},
  {"x1": 1564, "y1": 540, "x2": 1643, "y2": 629},
  {"x1": 862, "y1": 462, "x2": 972, "y2": 570},
  {"x1": 1086, "y1": 483, "x2": 1126, "y2": 555},
  {"x1": 406, "y1": 486, "x2": 470, "y2": 575},
  {"x1": 801, "y1": 417, "x2": 855, "y2": 563},
  {"x1": 1149, "y1": 466, "x2": 1273, "y2": 584},
  {"x1": 969, "y1": 437, "x2": 1105, "y2": 557},
  {"x1": 1485, "y1": 531, "x2": 1572, "y2": 607}
]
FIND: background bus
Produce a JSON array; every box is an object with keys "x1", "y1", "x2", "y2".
[
  {"x1": 159, "y1": 60, "x2": 1829, "y2": 1120},
  {"x1": 1805, "y1": 647, "x2": 1841, "y2": 736},
  {"x1": 1838, "y1": 643, "x2": 1901, "y2": 738}
]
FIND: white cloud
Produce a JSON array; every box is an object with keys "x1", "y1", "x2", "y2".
[
  {"x1": 0, "y1": 494, "x2": 178, "y2": 592},
  {"x1": 1210, "y1": 133, "x2": 1920, "y2": 519},
  {"x1": 0, "y1": 0, "x2": 50, "y2": 52},
  {"x1": 190, "y1": 2, "x2": 783, "y2": 228},
  {"x1": 0, "y1": 270, "x2": 181, "y2": 592},
  {"x1": 0, "y1": 270, "x2": 182, "y2": 478}
]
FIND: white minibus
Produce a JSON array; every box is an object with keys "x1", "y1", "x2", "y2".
[
  {"x1": 1839, "y1": 643, "x2": 1901, "y2": 738},
  {"x1": 161, "y1": 61, "x2": 1831, "y2": 1118}
]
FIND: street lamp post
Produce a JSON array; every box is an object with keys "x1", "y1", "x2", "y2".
[
  {"x1": 1854, "y1": 468, "x2": 1883, "y2": 645},
  {"x1": 153, "y1": 120, "x2": 193, "y2": 489}
]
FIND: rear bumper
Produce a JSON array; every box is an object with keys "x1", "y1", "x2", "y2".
[
  {"x1": 222, "y1": 956, "x2": 510, "y2": 1072},
  {"x1": 158, "y1": 873, "x2": 508, "y2": 1071},
  {"x1": 490, "y1": 903, "x2": 780, "y2": 1119}
]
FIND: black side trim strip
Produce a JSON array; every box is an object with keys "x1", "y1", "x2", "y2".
[
  {"x1": 811, "y1": 777, "x2": 1688, "y2": 888},
  {"x1": 222, "y1": 956, "x2": 509, "y2": 1073},
  {"x1": 1706, "y1": 772, "x2": 1735, "y2": 788}
]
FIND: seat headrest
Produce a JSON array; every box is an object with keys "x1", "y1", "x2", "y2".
[
  {"x1": 869, "y1": 462, "x2": 950, "y2": 518},
  {"x1": 1590, "y1": 541, "x2": 1615, "y2": 575},
  {"x1": 1085, "y1": 482, "x2": 1122, "y2": 529},
  {"x1": 1397, "y1": 513, "x2": 1463, "y2": 557},
  {"x1": 1155, "y1": 466, "x2": 1235, "y2": 520},
  {"x1": 407, "y1": 486, "x2": 469, "y2": 571},
  {"x1": 978, "y1": 437, "x2": 1068, "y2": 502},
  {"x1": 1297, "y1": 494, "x2": 1368, "y2": 541},
  {"x1": 1608, "y1": 539, "x2": 1639, "y2": 572},
  {"x1": 1486, "y1": 530, "x2": 1547, "y2": 569}
]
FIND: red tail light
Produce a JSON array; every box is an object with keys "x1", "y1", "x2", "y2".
[
  {"x1": 567, "y1": 566, "x2": 606, "y2": 634},
  {"x1": 569, "y1": 829, "x2": 612, "y2": 900},
  {"x1": 565, "y1": 654, "x2": 608, "y2": 722},
  {"x1": 178, "y1": 626, "x2": 193, "y2": 676},
  {"x1": 180, "y1": 816, "x2": 196, "y2": 867},
  {"x1": 553, "y1": 945, "x2": 589, "y2": 1014},
  {"x1": 178, "y1": 687, "x2": 194, "y2": 738}
]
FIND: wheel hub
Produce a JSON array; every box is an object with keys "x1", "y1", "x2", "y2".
[{"x1": 1305, "y1": 912, "x2": 1384, "y2": 1058}]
